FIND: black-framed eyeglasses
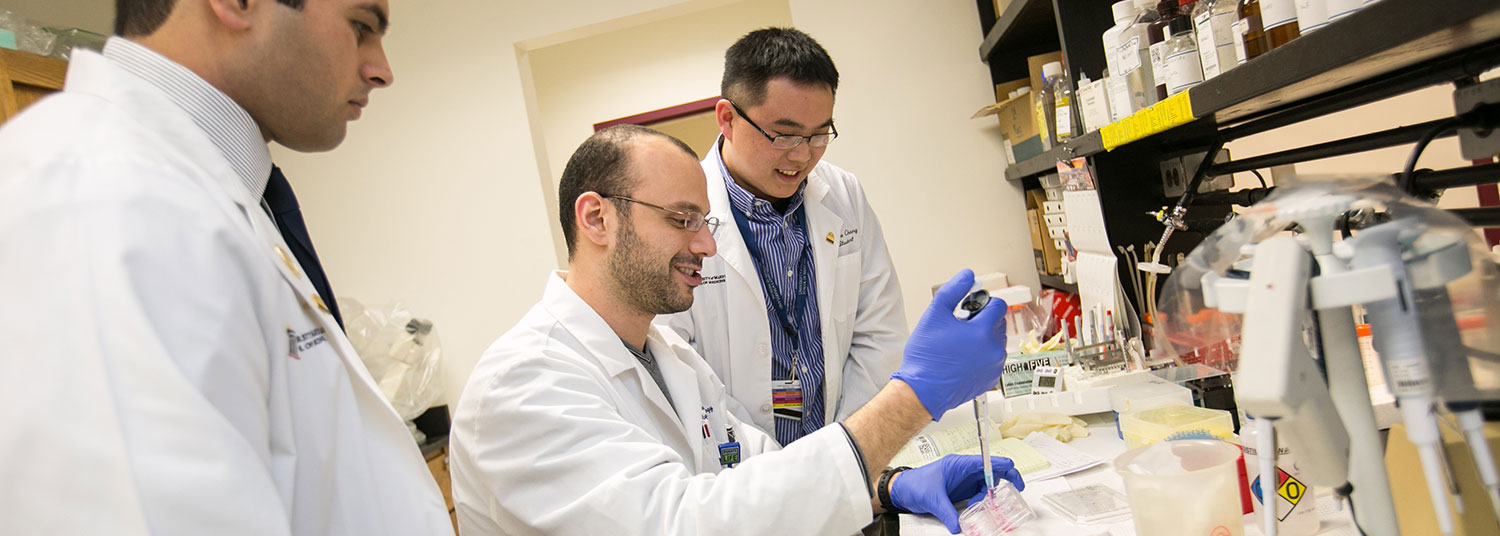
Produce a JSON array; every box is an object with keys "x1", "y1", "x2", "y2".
[
  {"x1": 727, "y1": 100, "x2": 838, "y2": 150},
  {"x1": 604, "y1": 196, "x2": 721, "y2": 234}
]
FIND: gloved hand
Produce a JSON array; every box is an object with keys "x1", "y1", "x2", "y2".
[
  {"x1": 891, "y1": 269, "x2": 1008, "y2": 420},
  {"x1": 889, "y1": 455, "x2": 1025, "y2": 534}
]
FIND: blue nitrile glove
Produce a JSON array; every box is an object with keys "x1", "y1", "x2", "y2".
[
  {"x1": 891, "y1": 269, "x2": 1008, "y2": 420},
  {"x1": 889, "y1": 455, "x2": 1026, "y2": 534}
]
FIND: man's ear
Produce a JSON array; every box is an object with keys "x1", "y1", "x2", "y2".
[
  {"x1": 714, "y1": 99, "x2": 735, "y2": 141},
  {"x1": 575, "y1": 192, "x2": 615, "y2": 249},
  {"x1": 206, "y1": 0, "x2": 258, "y2": 31}
]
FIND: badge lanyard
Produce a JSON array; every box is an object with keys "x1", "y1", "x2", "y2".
[{"x1": 730, "y1": 203, "x2": 811, "y2": 422}]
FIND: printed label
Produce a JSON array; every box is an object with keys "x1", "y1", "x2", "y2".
[
  {"x1": 1149, "y1": 41, "x2": 1168, "y2": 87},
  {"x1": 1116, "y1": 36, "x2": 1142, "y2": 75},
  {"x1": 1165, "y1": 49, "x2": 1204, "y2": 95},
  {"x1": 1384, "y1": 359, "x2": 1432, "y2": 396},
  {"x1": 1261, "y1": 0, "x2": 1299, "y2": 29},
  {"x1": 1233, "y1": 20, "x2": 1250, "y2": 64},
  {"x1": 1195, "y1": 12, "x2": 1221, "y2": 78}
]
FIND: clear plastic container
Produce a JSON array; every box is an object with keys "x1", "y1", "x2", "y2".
[
  {"x1": 1041, "y1": 484, "x2": 1132, "y2": 525},
  {"x1": 1118, "y1": 403, "x2": 1234, "y2": 447},
  {"x1": 1116, "y1": 440, "x2": 1245, "y2": 536},
  {"x1": 959, "y1": 480, "x2": 1035, "y2": 535}
]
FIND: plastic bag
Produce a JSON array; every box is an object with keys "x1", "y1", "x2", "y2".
[{"x1": 343, "y1": 298, "x2": 445, "y2": 422}]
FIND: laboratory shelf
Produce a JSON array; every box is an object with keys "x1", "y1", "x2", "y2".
[
  {"x1": 1038, "y1": 273, "x2": 1078, "y2": 294},
  {"x1": 1004, "y1": 131, "x2": 1103, "y2": 182},
  {"x1": 999, "y1": 0, "x2": 1500, "y2": 182},
  {"x1": 977, "y1": 0, "x2": 1062, "y2": 85}
]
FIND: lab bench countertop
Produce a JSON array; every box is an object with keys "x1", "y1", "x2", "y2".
[{"x1": 897, "y1": 412, "x2": 1359, "y2": 535}]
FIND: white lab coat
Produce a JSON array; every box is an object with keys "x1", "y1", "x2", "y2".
[
  {"x1": 658, "y1": 141, "x2": 908, "y2": 435},
  {"x1": 0, "y1": 50, "x2": 452, "y2": 535},
  {"x1": 449, "y1": 272, "x2": 872, "y2": 536}
]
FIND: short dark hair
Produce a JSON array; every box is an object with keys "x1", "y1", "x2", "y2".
[
  {"x1": 721, "y1": 27, "x2": 839, "y2": 106},
  {"x1": 114, "y1": 0, "x2": 306, "y2": 37},
  {"x1": 557, "y1": 125, "x2": 697, "y2": 258}
]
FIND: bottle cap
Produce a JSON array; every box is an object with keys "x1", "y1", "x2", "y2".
[
  {"x1": 1042, "y1": 61, "x2": 1063, "y2": 78},
  {"x1": 1112, "y1": 0, "x2": 1136, "y2": 23},
  {"x1": 1178, "y1": 0, "x2": 1196, "y2": 6}
]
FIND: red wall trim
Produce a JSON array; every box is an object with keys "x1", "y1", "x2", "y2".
[{"x1": 593, "y1": 97, "x2": 721, "y2": 132}]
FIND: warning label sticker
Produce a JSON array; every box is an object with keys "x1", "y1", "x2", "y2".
[{"x1": 1250, "y1": 467, "x2": 1307, "y2": 521}]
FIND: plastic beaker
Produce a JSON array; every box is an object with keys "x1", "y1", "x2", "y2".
[{"x1": 1115, "y1": 439, "x2": 1244, "y2": 536}]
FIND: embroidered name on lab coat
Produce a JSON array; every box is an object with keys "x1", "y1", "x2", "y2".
[
  {"x1": 838, "y1": 228, "x2": 859, "y2": 248},
  {"x1": 290, "y1": 326, "x2": 329, "y2": 356},
  {"x1": 701, "y1": 274, "x2": 726, "y2": 285}
]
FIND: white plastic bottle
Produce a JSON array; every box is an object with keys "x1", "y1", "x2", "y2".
[
  {"x1": 1102, "y1": 0, "x2": 1138, "y2": 121},
  {"x1": 1240, "y1": 414, "x2": 1320, "y2": 536}
]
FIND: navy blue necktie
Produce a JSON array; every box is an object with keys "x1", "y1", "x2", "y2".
[{"x1": 263, "y1": 165, "x2": 344, "y2": 330}]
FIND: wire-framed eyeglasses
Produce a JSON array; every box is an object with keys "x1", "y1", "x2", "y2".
[
  {"x1": 604, "y1": 196, "x2": 721, "y2": 234},
  {"x1": 727, "y1": 100, "x2": 838, "y2": 150}
]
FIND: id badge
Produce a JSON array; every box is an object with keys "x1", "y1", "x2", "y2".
[
  {"x1": 772, "y1": 379, "x2": 804, "y2": 421},
  {"x1": 718, "y1": 442, "x2": 741, "y2": 467}
]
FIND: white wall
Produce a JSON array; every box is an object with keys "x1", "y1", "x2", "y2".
[
  {"x1": 525, "y1": 0, "x2": 793, "y2": 266},
  {"x1": 788, "y1": 0, "x2": 1039, "y2": 318},
  {"x1": 270, "y1": 0, "x2": 716, "y2": 409},
  {"x1": 1224, "y1": 85, "x2": 1480, "y2": 210},
  {"x1": 0, "y1": 0, "x2": 112, "y2": 35}
]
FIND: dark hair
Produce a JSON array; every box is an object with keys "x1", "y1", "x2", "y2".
[
  {"x1": 115, "y1": 0, "x2": 306, "y2": 37},
  {"x1": 720, "y1": 27, "x2": 839, "y2": 106},
  {"x1": 557, "y1": 125, "x2": 697, "y2": 258}
]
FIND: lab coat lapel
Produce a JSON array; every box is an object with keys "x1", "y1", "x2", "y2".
[
  {"x1": 542, "y1": 274, "x2": 684, "y2": 429},
  {"x1": 804, "y1": 177, "x2": 844, "y2": 424},
  {"x1": 703, "y1": 142, "x2": 774, "y2": 395},
  {"x1": 704, "y1": 143, "x2": 767, "y2": 311},
  {"x1": 646, "y1": 331, "x2": 706, "y2": 467}
]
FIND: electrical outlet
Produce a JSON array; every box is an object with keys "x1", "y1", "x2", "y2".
[
  {"x1": 1162, "y1": 149, "x2": 1234, "y2": 197},
  {"x1": 1160, "y1": 157, "x2": 1187, "y2": 197},
  {"x1": 1454, "y1": 79, "x2": 1500, "y2": 160}
]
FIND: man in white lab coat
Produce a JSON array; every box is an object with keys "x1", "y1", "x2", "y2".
[
  {"x1": 659, "y1": 28, "x2": 907, "y2": 446},
  {"x1": 450, "y1": 125, "x2": 1022, "y2": 535},
  {"x1": 0, "y1": 1, "x2": 452, "y2": 534}
]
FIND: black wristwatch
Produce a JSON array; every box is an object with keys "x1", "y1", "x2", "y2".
[{"x1": 877, "y1": 466, "x2": 912, "y2": 514}]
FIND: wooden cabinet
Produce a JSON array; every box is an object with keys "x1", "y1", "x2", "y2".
[{"x1": 0, "y1": 48, "x2": 66, "y2": 125}]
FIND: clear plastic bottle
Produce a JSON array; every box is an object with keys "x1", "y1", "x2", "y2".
[
  {"x1": 1045, "y1": 62, "x2": 1081, "y2": 142},
  {"x1": 1034, "y1": 72, "x2": 1054, "y2": 150},
  {"x1": 1148, "y1": 0, "x2": 1183, "y2": 100},
  {"x1": 1162, "y1": 17, "x2": 1204, "y2": 96},
  {"x1": 1102, "y1": 0, "x2": 1139, "y2": 120},
  {"x1": 1260, "y1": 0, "x2": 1300, "y2": 49},
  {"x1": 1240, "y1": 414, "x2": 1320, "y2": 536},
  {"x1": 1192, "y1": 0, "x2": 1239, "y2": 79},
  {"x1": 1121, "y1": 0, "x2": 1161, "y2": 110},
  {"x1": 1234, "y1": 0, "x2": 1268, "y2": 64}
]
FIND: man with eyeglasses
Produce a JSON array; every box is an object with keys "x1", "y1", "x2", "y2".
[
  {"x1": 659, "y1": 27, "x2": 907, "y2": 450},
  {"x1": 448, "y1": 125, "x2": 1022, "y2": 535}
]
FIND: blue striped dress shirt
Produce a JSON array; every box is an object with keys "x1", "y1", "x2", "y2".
[{"x1": 717, "y1": 154, "x2": 826, "y2": 446}]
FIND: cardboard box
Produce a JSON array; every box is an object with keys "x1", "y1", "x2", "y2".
[
  {"x1": 1027, "y1": 51, "x2": 1064, "y2": 94},
  {"x1": 1024, "y1": 188, "x2": 1047, "y2": 211},
  {"x1": 973, "y1": 92, "x2": 1045, "y2": 163},
  {"x1": 994, "y1": 77, "x2": 1030, "y2": 102},
  {"x1": 1388, "y1": 421, "x2": 1500, "y2": 535},
  {"x1": 1032, "y1": 207, "x2": 1068, "y2": 276},
  {"x1": 993, "y1": 0, "x2": 1014, "y2": 18}
]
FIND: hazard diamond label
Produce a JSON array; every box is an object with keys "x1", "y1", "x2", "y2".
[{"x1": 1250, "y1": 467, "x2": 1307, "y2": 522}]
